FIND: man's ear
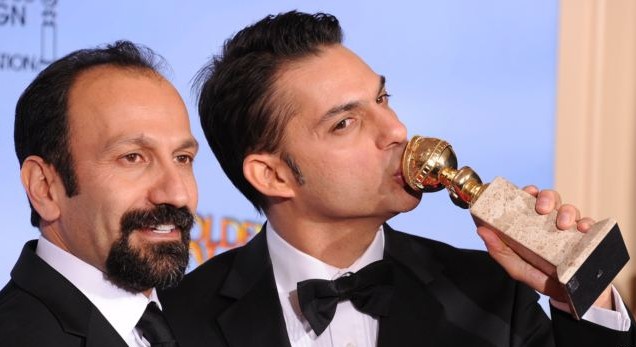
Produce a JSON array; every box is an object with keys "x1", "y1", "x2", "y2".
[
  {"x1": 243, "y1": 153, "x2": 295, "y2": 199},
  {"x1": 20, "y1": 156, "x2": 62, "y2": 223}
]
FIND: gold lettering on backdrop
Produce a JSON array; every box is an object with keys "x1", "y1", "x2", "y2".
[{"x1": 189, "y1": 214, "x2": 262, "y2": 265}]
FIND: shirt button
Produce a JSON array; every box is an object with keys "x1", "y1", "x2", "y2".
[{"x1": 345, "y1": 343, "x2": 356, "y2": 347}]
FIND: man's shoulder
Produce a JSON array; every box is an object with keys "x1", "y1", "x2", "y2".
[
  {"x1": 388, "y1": 227, "x2": 494, "y2": 263},
  {"x1": 387, "y1": 227, "x2": 513, "y2": 287},
  {"x1": 0, "y1": 248, "x2": 59, "y2": 322},
  {"x1": 0, "y1": 280, "x2": 38, "y2": 315},
  {"x1": 189, "y1": 244, "x2": 243, "y2": 284},
  {"x1": 389, "y1": 226, "x2": 542, "y2": 313},
  {"x1": 159, "y1": 244, "x2": 249, "y2": 343},
  {"x1": 0, "y1": 280, "x2": 79, "y2": 345},
  {"x1": 162, "y1": 244, "x2": 243, "y2": 303}
]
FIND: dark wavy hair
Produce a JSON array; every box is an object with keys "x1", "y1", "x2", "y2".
[{"x1": 194, "y1": 10, "x2": 343, "y2": 212}]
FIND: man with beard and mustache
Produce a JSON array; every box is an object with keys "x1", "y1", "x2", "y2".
[
  {"x1": 0, "y1": 41, "x2": 198, "y2": 347},
  {"x1": 160, "y1": 11, "x2": 634, "y2": 347}
]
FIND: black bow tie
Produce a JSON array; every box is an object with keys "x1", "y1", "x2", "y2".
[{"x1": 296, "y1": 259, "x2": 394, "y2": 336}]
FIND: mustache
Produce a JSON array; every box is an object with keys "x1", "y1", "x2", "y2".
[{"x1": 120, "y1": 204, "x2": 195, "y2": 235}]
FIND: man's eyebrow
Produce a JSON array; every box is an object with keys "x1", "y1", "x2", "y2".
[
  {"x1": 319, "y1": 75, "x2": 387, "y2": 124},
  {"x1": 377, "y1": 75, "x2": 386, "y2": 96},
  {"x1": 176, "y1": 138, "x2": 199, "y2": 152},
  {"x1": 104, "y1": 135, "x2": 155, "y2": 152},
  {"x1": 321, "y1": 101, "x2": 362, "y2": 122},
  {"x1": 103, "y1": 135, "x2": 199, "y2": 153}
]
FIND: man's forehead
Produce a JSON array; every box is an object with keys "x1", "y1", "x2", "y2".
[
  {"x1": 68, "y1": 66, "x2": 165, "y2": 114},
  {"x1": 275, "y1": 45, "x2": 383, "y2": 113},
  {"x1": 278, "y1": 45, "x2": 378, "y2": 90},
  {"x1": 65, "y1": 65, "x2": 191, "y2": 148},
  {"x1": 72, "y1": 64, "x2": 161, "y2": 92}
]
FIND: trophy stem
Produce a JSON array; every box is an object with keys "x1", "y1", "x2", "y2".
[{"x1": 438, "y1": 166, "x2": 488, "y2": 208}]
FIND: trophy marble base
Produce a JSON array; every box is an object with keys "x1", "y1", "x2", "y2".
[{"x1": 470, "y1": 177, "x2": 629, "y2": 319}]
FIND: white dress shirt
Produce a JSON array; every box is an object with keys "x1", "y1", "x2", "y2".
[
  {"x1": 36, "y1": 236, "x2": 161, "y2": 347},
  {"x1": 268, "y1": 225, "x2": 385, "y2": 347},
  {"x1": 266, "y1": 225, "x2": 632, "y2": 347}
]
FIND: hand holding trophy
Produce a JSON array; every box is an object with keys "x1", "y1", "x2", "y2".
[{"x1": 402, "y1": 136, "x2": 629, "y2": 319}]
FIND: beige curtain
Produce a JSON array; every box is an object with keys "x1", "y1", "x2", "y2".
[{"x1": 556, "y1": 0, "x2": 636, "y2": 309}]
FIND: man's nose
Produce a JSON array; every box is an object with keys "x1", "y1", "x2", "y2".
[
  {"x1": 148, "y1": 162, "x2": 192, "y2": 209},
  {"x1": 376, "y1": 110, "x2": 408, "y2": 149}
]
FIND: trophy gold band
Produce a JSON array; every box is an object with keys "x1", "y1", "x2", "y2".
[{"x1": 402, "y1": 135, "x2": 630, "y2": 319}]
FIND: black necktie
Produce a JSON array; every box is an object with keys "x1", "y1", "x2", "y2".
[
  {"x1": 135, "y1": 302, "x2": 178, "y2": 347},
  {"x1": 296, "y1": 259, "x2": 394, "y2": 336}
]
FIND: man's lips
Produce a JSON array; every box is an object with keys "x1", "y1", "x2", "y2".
[
  {"x1": 393, "y1": 144, "x2": 407, "y2": 185},
  {"x1": 136, "y1": 224, "x2": 181, "y2": 238},
  {"x1": 393, "y1": 163, "x2": 406, "y2": 184},
  {"x1": 150, "y1": 224, "x2": 175, "y2": 234}
]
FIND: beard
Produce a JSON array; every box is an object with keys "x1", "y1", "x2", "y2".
[{"x1": 105, "y1": 204, "x2": 194, "y2": 293}]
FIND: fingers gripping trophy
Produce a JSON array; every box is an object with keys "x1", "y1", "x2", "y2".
[{"x1": 401, "y1": 136, "x2": 630, "y2": 319}]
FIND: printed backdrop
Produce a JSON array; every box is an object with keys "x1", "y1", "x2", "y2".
[{"x1": 0, "y1": 0, "x2": 557, "y2": 311}]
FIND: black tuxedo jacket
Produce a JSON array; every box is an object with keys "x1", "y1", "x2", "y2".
[
  {"x1": 0, "y1": 240, "x2": 128, "y2": 347},
  {"x1": 161, "y1": 224, "x2": 635, "y2": 347}
]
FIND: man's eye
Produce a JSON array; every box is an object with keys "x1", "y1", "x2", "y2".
[
  {"x1": 123, "y1": 153, "x2": 142, "y2": 163},
  {"x1": 376, "y1": 93, "x2": 392, "y2": 104},
  {"x1": 175, "y1": 154, "x2": 194, "y2": 164},
  {"x1": 333, "y1": 118, "x2": 354, "y2": 131}
]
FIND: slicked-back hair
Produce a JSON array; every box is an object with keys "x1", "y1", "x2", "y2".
[
  {"x1": 195, "y1": 10, "x2": 343, "y2": 213},
  {"x1": 14, "y1": 40, "x2": 165, "y2": 227}
]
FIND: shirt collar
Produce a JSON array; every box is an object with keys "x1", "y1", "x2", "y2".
[
  {"x1": 266, "y1": 224, "x2": 385, "y2": 293},
  {"x1": 36, "y1": 236, "x2": 159, "y2": 343}
]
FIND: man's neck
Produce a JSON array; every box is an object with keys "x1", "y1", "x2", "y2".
[{"x1": 267, "y1": 210, "x2": 384, "y2": 268}]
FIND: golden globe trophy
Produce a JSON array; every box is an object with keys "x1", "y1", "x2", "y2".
[{"x1": 402, "y1": 136, "x2": 629, "y2": 319}]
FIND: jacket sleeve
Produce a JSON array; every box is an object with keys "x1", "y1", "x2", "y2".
[{"x1": 550, "y1": 304, "x2": 635, "y2": 346}]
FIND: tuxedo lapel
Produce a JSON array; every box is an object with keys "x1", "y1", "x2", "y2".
[
  {"x1": 84, "y1": 309, "x2": 133, "y2": 347},
  {"x1": 11, "y1": 241, "x2": 128, "y2": 347},
  {"x1": 378, "y1": 225, "x2": 446, "y2": 346},
  {"x1": 217, "y1": 227, "x2": 292, "y2": 347},
  {"x1": 380, "y1": 225, "x2": 522, "y2": 347}
]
